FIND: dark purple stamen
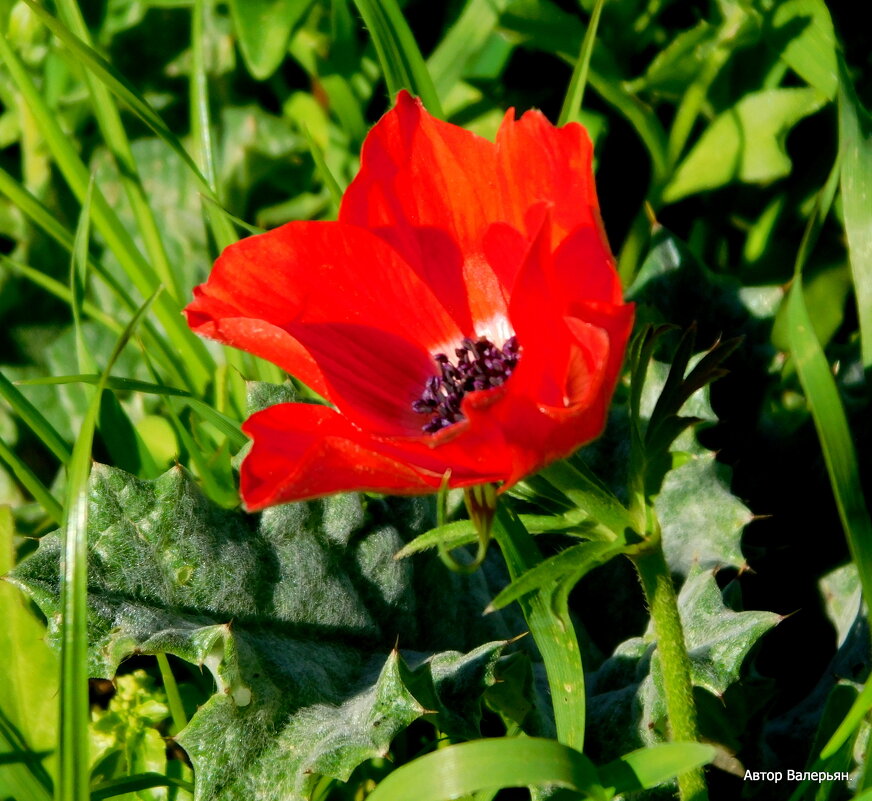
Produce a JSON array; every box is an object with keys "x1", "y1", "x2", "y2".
[{"x1": 413, "y1": 336, "x2": 520, "y2": 433}]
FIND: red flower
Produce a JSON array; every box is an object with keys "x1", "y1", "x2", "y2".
[{"x1": 185, "y1": 92, "x2": 633, "y2": 510}]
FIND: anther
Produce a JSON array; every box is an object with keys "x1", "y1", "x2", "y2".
[{"x1": 413, "y1": 335, "x2": 520, "y2": 433}]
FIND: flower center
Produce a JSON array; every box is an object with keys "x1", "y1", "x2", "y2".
[{"x1": 412, "y1": 336, "x2": 520, "y2": 433}]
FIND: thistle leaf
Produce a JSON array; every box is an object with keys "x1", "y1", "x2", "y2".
[
  {"x1": 9, "y1": 465, "x2": 521, "y2": 801},
  {"x1": 587, "y1": 567, "x2": 779, "y2": 758}
]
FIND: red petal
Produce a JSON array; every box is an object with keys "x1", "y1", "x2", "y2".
[
  {"x1": 476, "y1": 210, "x2": 635, "y2": 486},
  {"x1": 241, "y1": 404, "x2": 436, "y2": 509},
  {"x1": 506, "y1": 209, "x2": 571, "y2": 407},
  {"x1": 187, "y1": 287, "x2": 331, "y2": 398},
  {"x1": 550, "y1": 225, "x2": 624, "y2": 308},
  {"x1": 240, "y1": 403, "x2": 513, "y2": 508},
  {"x1": 185, "y1": 221, "x2": 462, "y2": 434},
  {"x1": 495, "y1": 108, "x2": 601, "y2": 247},
  {"x1": 284, "y1": 322, "x2": 435, "y2": 435},
  {"x1": 341, "y1": 92, "x2": 606, "y2": 335},
  {"x1": 340, "y1": 91, "x2": 510, "y2": 334}
]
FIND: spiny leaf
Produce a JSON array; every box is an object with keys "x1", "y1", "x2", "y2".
[
  {"x1": 674, "y1": 566, "x2": 780, "y2": 697},
  {"x1": 10, "y1": 465, "x2": 523, "y2": 801},
  {"x1": 588, "y1": 567, "x2": 778, "y2": 756},
  {"x1": 656, "y1": 450, "x2": 752, "y2": 574}
]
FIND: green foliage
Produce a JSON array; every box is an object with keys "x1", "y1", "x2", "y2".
[
  {"x1": 228, "y1": 0, "x2": 314, "y2": 81},
  {"x1": 656, "y1": 449, "x2": 751, "y2": 574},
  {"x1": 838, "y1": 58, "x2": 872, "y2": 369},
  {"x1": 89, "y1": 671, "x2": 190, "y2": 801},
  {"x1": 350, "y1": 0, "x2": 442, "y2": 116},
  {"x1": 769, "y1": 0, "x2": 838, "y2": 100},
  {"x1": 0, "y1": 0, "x2": 870, "y2": 798},
  {"x1": 663, "y1": 88, "x2": 827, "y2": 202},
  {"x1": 365, "y1": 737, "x2": 714, "y2": 801},
  {"x1": 588, "y1": 567, "x2": 779, "y2": 754},
  {"x1": 0, "y1": 506, "x2": 57, "y2": 801},
  {"x1": 10, "y1": 464, "x2": 522, "y2": 800}
]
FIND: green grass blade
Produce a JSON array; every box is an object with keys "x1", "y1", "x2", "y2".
[
  {"x1": 20, "y1": 374, "x2": 195, "y2": 396},
  {"x1": 0, "y1": 165, "x2": 80, "y2": 253},
  {"x1": 17, "y1": 374, "x2": 246, "y2": 449},
  {"x1": 0, "y1": 723, "x2": 53, "y2": 801},
  {"x1": 819, "y1": 678, "x2": 872, "y2": 760},
  {"x1": 155, "y1": 654, "x2": 188, "y2": 735},
  {"x1": 351, "y1": 0, "x2": 443, "y2": 116},
  {"x1": 302, "y1": 125, "x2": 344, "y2": 213},
  {"x1": 21, "y1": 0, "x2": 212, "y2": 201},
  {"x1": 0, "y1": 371, "x2": 71, "y2": 464},
  {"x1": 89, "y1": 772, "x2": 195, "y2": 800},
  {"x1": 53, "y1": 0, "x2": 185, "y2": 304},
  {"x1": 191, "y1": 0, "x2": 217, "y2": 190},
  {"x1": 786, "y1": 679, "x2": 872, "y2": 801},
  {"x1": 0, "y1": 750, "x2": 52, "y2": 766},
  {"x1": 588, "y1": 67, "x2": 669, "y2": 185},
  {"x1": 492, "y1": 506, "x2": 586, "y2": 751},
  {"x1": 0, "y1": 30, "x2": 213, "y2": 389},
  {"x1": 0, "y1": 175, "x2": 142, "y2": 311},
  {"x1": 366, "y1": 738, "x2": 605, "y2": 801},
  {"x1": 0, "y1": 436, "x2": 64, "y2": 525},
  {"x1": 664, "y1": 42, "x2": 732, "y2": 171},
  {"x1": 199, "y1": 195, "x2": 266, "y2": 236},
  {"x1": 537, "y1": 458, "x2": 633, "y2": 538},
  {"x1": 784, "y1": 155, "x2": 872, "y2": 631},
  {"x1": 0, "y1": 253, "x2": 191, "y2": 391},
  {"x1": 395, "y1": 520, "x2": 477, "y2": 557},
  {"x1": 57, "y1": 288, "x2": 162, "y2": 801},
  {"x1": 786, "y1": 286, "x2": 872, "y2": 633},
  {"x1": 57, "y1": 451, "x2": 91, "y2": 801},
  {"x1": 489, "y1": 541, "x2": 627, "y2": 611},
  {"x1": 189, "y1": 0, "x2": 238, "y2": 252},
  {"x1": 837, "y1": 58, "x2": 872, "y2": 369},
  {"x1": 22, "y1": 0, "x2": 240, "y2": 255},
  {"x1": 65, "y1": 178, "x2": 158, "y2": 476},
  {"x1": 0, "y1": 255, "x2": 122, "y2": 334},
  {"x1": 71, "y1": 178, "x2": 97, "y2": 375},
  {"x1": 557, "y1": 0, "x2": 606, "y2": 126},
  {"x1": 395, "y1": 512, "x2": 588, "y2": 559},
  {"x1": 427, "y1": 0, "x2": 509, "y2": 97},
  {"x1": 599, "y1": 743, "x2": 715, "y2": 794},
  {"x1": 496, "y1": 9, "x2": 668, "y2": 183},
  {"x1": 795, "y1": 153, "x2": 843, "y2": 277},
  {"x1": 319, "y1": 74, "x2": 368, "y2": 145}
]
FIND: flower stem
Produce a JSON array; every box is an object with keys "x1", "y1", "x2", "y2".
[
  {"x1": 492, "y1": 504, "x2": 586, "y2": 751},
  {"x1": 631, "y1": 539, "x2": 709, "y2": 801}
]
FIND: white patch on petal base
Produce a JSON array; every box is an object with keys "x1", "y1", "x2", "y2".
[
  {"x1": 473, "y1": 314, "x2": 514, "y2": 346},
  {"x1": 429, "y1": 314, "x2": 516, "y2": 359}
]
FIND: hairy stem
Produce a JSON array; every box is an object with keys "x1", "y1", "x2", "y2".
[{"x1": 631, "y1": 540, "x2": 709, "y2": 801}]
